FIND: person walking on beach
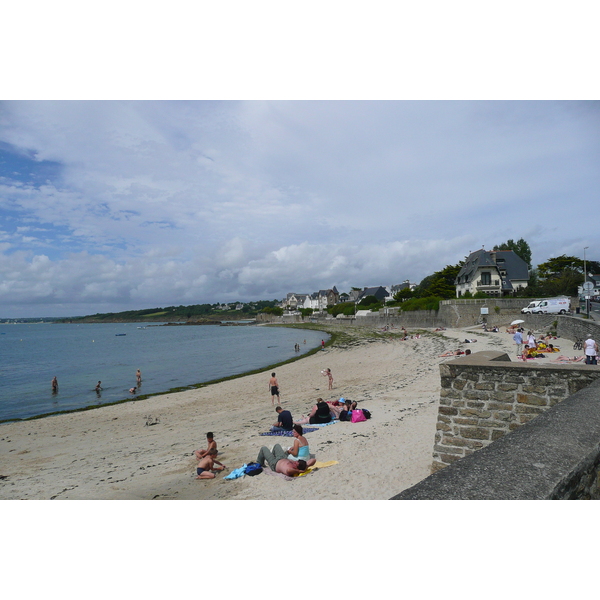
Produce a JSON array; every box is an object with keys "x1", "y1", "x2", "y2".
[
  {"x1": 513, "y1": 329, "x2": 523, "y2": 356},
  {"x1": 269, "y1": 373, "x2": 280, "y2": 405},
  {"x1": 51, "y1": 376, "x2": 58, "y2": 393},
  {"x1": 136, "y1": 369, "x2": 142, "y2": 385},
  {"x1": 321, "y1": 339, "x2": 325, "y2": 350}
]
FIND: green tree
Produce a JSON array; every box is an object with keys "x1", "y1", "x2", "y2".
[
  {"x1": 493, "y1": 238, "x2": 532, "y2": 269},
  {"x1": 536, "y1": 255, "x2": 583, "y2": 296},
  {"x1": 414, "y1": 263, "x2": 462, "y2": 299}
]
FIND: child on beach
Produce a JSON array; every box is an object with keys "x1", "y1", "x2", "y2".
[
  {"x1": 195, "y1": 449, "x2": 226, "y2": 479},
  {"x1": 322, "y1": 368, "x2": 333, "y2": 389},
  {"x1": 194, "y1": 432, "x2": 218, "y2": 460}
]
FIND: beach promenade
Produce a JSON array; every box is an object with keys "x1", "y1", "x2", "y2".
[{"x1": 0, "y1": 325, "x2": 526, "y2": 500}]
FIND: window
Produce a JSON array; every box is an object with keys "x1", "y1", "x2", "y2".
[{"x1": 481, "y1": 272, "x2": 491, "y2": 285}]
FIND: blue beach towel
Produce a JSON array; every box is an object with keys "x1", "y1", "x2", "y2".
[
  {"x1": 224, "y1": 464, "x2": 248, "y2": 480},
  {"x1": 259, "y1": 428, "x2": 319, "y2": 437}
]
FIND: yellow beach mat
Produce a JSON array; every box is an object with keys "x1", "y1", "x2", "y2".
[{"x1": 293, "y1": 460, "x2": 338, "y2": 477}]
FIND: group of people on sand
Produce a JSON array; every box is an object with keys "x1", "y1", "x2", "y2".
[
  {"x1": 513, "y1": 328, "x2": 562, "y2": 360},
  {"x1": 192, "y1": 424, "x2": 318, "y2": 479}
]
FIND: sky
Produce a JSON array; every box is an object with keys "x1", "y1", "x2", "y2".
[
  {"x1": 1, "y1": 3, "x2": 599, "y2": 318},
  {"x1": 1, "y1": 100, "x2": 599, "y2": 317}
]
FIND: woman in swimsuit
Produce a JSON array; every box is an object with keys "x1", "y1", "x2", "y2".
[{"x1": 287, "y1": 425, "x2": 311, "y2": 461}]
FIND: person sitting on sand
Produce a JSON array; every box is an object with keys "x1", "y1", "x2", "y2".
[
  {"x1": 309, "y1": 398, "x2": 332, "y2": 424},
  {"x1": 286, "y1": 425, "x2": 311, "y2": 461},
  {"x1": 256, "y1": 444, "x2": 316, "y2": 476},
  {"x1": 271, "y1": 406, "x2": 293, "y2": 432},
  {"x1": 196, "y1": 449, "x2": 226, "y2": 479},
  {"x1": 194, "y1": 432, "x2": 218, "y2": 459}
]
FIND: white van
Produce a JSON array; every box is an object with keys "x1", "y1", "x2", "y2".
[
  {"x1": 521, "y1": 300, "x2": 542, "y2": 314},
  {"x1": 536, "y1": 297, "x2": 570, "y2": 315}
]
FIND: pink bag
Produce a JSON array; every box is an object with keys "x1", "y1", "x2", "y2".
[{"x1": 351, "y1": 409, "x2": 366, "y2": 423}]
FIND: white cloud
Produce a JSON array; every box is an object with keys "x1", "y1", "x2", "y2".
[{"x1": 0, "y1": 100, "x2": 599, "y2": 316}]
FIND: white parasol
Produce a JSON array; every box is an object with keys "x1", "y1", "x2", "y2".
[{"x1": 511, "y1": 319, "x2": 525, "y2": 325}]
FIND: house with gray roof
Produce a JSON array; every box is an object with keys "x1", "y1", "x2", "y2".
[
  {"x1": 358, "y1": 286, "x2": 389, "y2": 303},
  {"x1": 455, "y1": 249, "x2": 529, "y2": 297}
]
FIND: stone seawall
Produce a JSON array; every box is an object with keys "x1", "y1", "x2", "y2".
[
  {"x1": 260, "y1": 298, "x2": 583, "y2": 330},
  {"x1": 433, "y1": 351, "x2": 600, "y2": 472},
  {"x1": 393, "y1": 378, "x2": 600, "y2": 500}
]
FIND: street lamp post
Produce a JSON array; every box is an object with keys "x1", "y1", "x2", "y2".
[{"x1": 584, "y1": 246, "x2": 589, "y2": 318}]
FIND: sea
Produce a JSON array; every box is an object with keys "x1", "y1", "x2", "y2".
[{"x1": 0, "y1": 322, "x2": 328, "y2": 422}]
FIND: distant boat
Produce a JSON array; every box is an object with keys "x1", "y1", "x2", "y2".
[{"x1": 115, "y1": 333, "x2": 127, "y2": 336}]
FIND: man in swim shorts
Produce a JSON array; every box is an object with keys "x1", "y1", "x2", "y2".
[
  {"x1": 269, "y1": 372, "x2": 280, "y2": 405},
  {"x1": 196, "y1": 449, "x2": 226, "y2": 479},
  {"x1": 256, "y1": 444, "x2": 316, "y2": 476}
]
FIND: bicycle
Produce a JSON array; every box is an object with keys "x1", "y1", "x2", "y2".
[{"x1": 573, "y1": 338, "x2": 583, "y2": 350}]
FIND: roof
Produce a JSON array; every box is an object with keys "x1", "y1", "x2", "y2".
[{"x1": 456, "y1": 249, "x2": 529, "y2": 284}]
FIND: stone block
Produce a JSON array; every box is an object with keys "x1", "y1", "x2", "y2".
[
  {"x1": 466, "y1": 400, "x2": 485, "y2": 408},
  {"x1": 452, "y1": 379, "x2": 468, "y2": 390},
  {"x1": 438, "y1": 406, "x2": 458, "y2": 416},
  {"x1": 434, "y1": 444, "x2": 463, "y2": 455},
  {"x1": 430, "y1": 461, "x2": 447, "y2": 473},
  {"x1": 441, "y1": 388, "x2": 462, "y2": 399},
  {"x1": 459, "y1": 426, "x2": 490, "y2": 440},
  {"x1": 497, "y1": 383, "x2": 518, "y2": 391},
  {"x1": 464, "y1": 390, "x2": 490, "y2": 401},
  {"x1": 517, "y1": 393, "x2": 547, "y2": 406},
  {"x1": 441, "y1": 436, "x2": 485, "y2": 450},
  {"x1": 491, "y1": 429, "x2": 507, "y2": 441},
  {"x1": 489, "y1": 391, "x2": 519, "y2": 402},
  {"x1": 492, "y1": 411, "x2": 512, "y2": 422},
  {"x1": 436, "y1": 422, "x2": 451, "y2": 432},
  {"x1": 460, "y1": 408, "x2": 492, "y2": 419},
  {"x1": 475, "y1": 382, "x2": 496, "y2": 391},
  {"x1": 522, "y1": 385, "x2": 548, "y2": 394},
  {"x1": 439, "y1": 453, "x2": 463, "y2": 465},
  {"x1": 487, "y1": 401, "x2": 515, "y2": 411},
  {"x1": 514, "y1": 404, "x2": 545, "y2": 414},
  {"x1": 453, "y1": 417, "x2": 479, "y2": 426}
]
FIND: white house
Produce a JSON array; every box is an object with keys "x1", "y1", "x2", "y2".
[{"x1": 455, "y1": 249, "x2": 529, "y2": 297}]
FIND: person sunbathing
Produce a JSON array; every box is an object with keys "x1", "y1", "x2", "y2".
[
  {"x1": 256, "y1": 444, "x2": 316, "y2": 476},
  {"x1": 552, "y1": 355, "x2": 584, "y2": 363},
  {"x1": 439, "y1": 349, "x2": 464, "y2": 357}
]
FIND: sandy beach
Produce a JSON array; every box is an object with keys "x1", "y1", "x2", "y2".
[{"x1": 0, "y1": 324, "x2": 526, "y2": 500}]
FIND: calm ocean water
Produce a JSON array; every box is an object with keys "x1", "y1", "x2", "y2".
[{"x1": 0, "y1": 323, "x2": 328, "y2": 421}]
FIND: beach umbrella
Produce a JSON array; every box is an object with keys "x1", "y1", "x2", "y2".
[{"x1": 511, "y1": 319, "x2": 525, "y2": 325}]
